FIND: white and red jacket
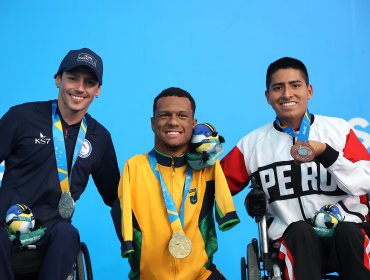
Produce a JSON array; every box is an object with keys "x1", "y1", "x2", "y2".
[{"x1": 221, "y1": 114, "x2": 370, "y2": 241}]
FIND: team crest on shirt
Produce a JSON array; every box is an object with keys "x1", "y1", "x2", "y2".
[
  {"x1": 189, "y1": 188, "x2": 198, "y2": 204},
  {"x1": 79, "y1": 139, "x2": 92, "y2": 158}
]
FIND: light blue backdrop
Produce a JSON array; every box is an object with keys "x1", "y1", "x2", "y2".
[{"x1": 1, "y1": 1, "x2": 370, "y2": 279}]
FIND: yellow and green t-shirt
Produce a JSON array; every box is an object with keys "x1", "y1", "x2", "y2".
[{"x1": 118, "y1": 149, "x2": 239, "y2": 280}]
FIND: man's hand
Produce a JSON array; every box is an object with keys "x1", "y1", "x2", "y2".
[{"x1": 308, "y1": 140, "x2": 327, "y2": 157}]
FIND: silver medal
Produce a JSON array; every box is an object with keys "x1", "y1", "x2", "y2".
[{"x1": 58, "y1": 192, "x2": 75, "y2": 219}]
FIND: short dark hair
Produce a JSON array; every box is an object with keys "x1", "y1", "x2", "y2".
[
  {"x1": 266, "y1": 57, "x2": 309, "y2": 90},
  {"x1": 153, "y1": 87, "x2": 196, "y2": 116}
]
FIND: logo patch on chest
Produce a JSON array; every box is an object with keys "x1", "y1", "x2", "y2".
[
  {"x1": 189, "y1": 188, "x2": 198, "y2": 204},
  {"x1": 35, "y1": 132, "x2": 51, "y2": 144},
  {"x1": 79, "y1": 139, "x2": 92, "y2": 158}
]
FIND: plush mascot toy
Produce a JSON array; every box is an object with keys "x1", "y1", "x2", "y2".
[
  {"x1": 6, "y1": 204, "x2": 35, "y2": 234},
  {"x1": 5, "y1": 204, "x2": 47, "y2": 248},
  {"x1": 187, "y1": 123, "x2": 225, "y2": 170},
  {"x1": 312, "y1": 204, "x2": 344, "y2": 238}
]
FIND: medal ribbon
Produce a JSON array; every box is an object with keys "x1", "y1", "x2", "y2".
[
  {"x1": 276, "y1": 109, "x2": 311, "y2": 142},
  {"x1": 51, "y1": 101, "x2": 87, "y2": 193},
  {"x1": 148, "y1": 149, "x2": 192, "y2": 233}
]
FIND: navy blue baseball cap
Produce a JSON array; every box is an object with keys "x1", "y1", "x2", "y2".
[{"x1": 54, "y1": 48, "x2": 103, "y2": 85}]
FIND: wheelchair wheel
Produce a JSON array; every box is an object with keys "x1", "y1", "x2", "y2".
[
  {"x1": 75, "y1": 248, "x2": 84, "y2": 280},
  {"x1": 75, "y1": 242, "x2": 93, "y2": 280},
  {"x1": 247, "y1": 242, "x2": 260, "y2": 280},
  {"x1": 241, "y1": 257, "x2": 247, "y2": 280}
]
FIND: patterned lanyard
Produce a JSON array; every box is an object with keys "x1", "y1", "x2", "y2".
[
  {"x1": 51, "y1": 101, "x2": 87, "y2": 193},
  {"x1": 148, "y1": 149, "x2": 192, "y2": 232},
  {"x1": 276, "y1": 109, "x2": 311, "y2": 142}
]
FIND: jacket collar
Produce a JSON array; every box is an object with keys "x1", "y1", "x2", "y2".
[
  {"x1": 273, "y1": 113, "x2": 315, "y2": 132},
  {"x1": 153, "y1": 149, "x2": 187, "y2": 167}
]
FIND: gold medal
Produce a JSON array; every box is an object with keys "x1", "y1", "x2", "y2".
[
  {"x1": 168, "y1": 232, "x2": 192, "y2": 259},
  {"x1": 290, "y1": 141, "x2": 315, "y2": 163}
]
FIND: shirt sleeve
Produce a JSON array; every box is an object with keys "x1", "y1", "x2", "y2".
[
  {"x1": 91, "y1": 133, "x2": 120, "y2": 207},
  {"x1": 118, "y1": 161, "x2": 134, "y2": 258},
  {"x1": 317, "y1": 128, "x2": 370, "y2": 221},
  {"x1": 318, "y1": 129, "x2": 370, "y2": 196},
  {"x1": 0, "y1": 107, "x2": 18, "y2": 162},
  {"x1": 213, "y1": 160, "x2": 240, "y2": 231},
  {"x1": 220, "y1": 146, "x2": 250, "y2": 195}
]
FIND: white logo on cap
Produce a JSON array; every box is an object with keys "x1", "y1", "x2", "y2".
[
  {"x1": 79, "y1": 139, "x2": 92, "y2": 158},
  {"x1": 77, "y1": 53, "x2": 97, "y2": 67}
]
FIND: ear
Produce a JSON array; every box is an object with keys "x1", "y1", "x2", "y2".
[
  {"x1": 55, "y1": 75, "x2": 61, "y2": 88},
  {"x1": 307, "y1": 84, "x2": 313, "y2": 100},
  {"x1": 151, "y1": 117, "x2": 155, "y2": 132},
  {"x1": 95, "y1": 86, "x2": 102, "y2": 97},
  {"x1": 192, "y1": 118, "x2": 197, "y2": 128},
  {"x1": 265, "y1": 90, "x2": 271, "y2": 104}
]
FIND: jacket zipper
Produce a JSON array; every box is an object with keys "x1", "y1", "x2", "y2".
[{"x1": 292, "y1": 136, "x2": 308, "y2": 221}]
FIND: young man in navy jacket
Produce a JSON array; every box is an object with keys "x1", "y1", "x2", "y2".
[{"x1": 0, "y1": 48, "x2": 120, "y2": 280}]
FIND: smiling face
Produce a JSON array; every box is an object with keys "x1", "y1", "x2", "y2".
[
  {"x1": 151, "y1": 96, "x2": 197, "y2": 157},
  {"x1": 265, "y1": 68, "x2": 313, "y2": 129},
  {"x1": 55, "y1": 66, "x2": 101, "y2": 124}
]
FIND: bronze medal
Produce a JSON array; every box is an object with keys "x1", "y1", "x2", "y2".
[
  {"x1": 169, "y1": 232, "x2": 192, "y2": 259},
  {"x1": 58, "y1": 192, "x2": 75, "y2": 219},
  {"x1": 290, "y1": 141, "x2": 315, "y2": 163}
]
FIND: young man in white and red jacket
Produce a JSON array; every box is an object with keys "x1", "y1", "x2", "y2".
[{"x1": 221, "y1": 57, "x2": 370, "y2": 280}]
